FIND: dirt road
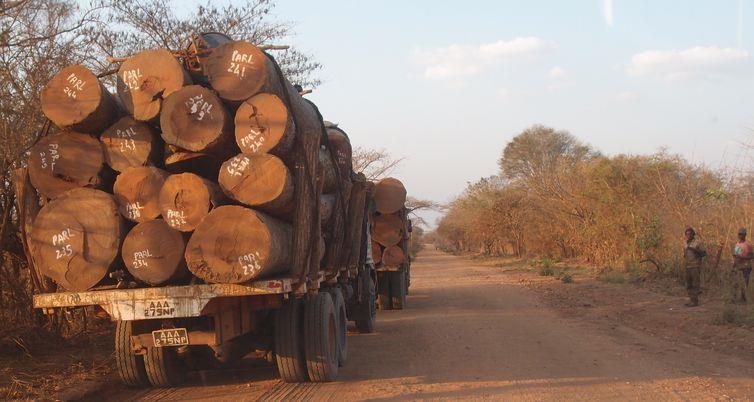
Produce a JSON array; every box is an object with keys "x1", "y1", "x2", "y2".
[{"x1": 100, "y1": 248, "x2": 754, "y2": 401}]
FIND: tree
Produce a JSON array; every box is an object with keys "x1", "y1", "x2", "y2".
[{"x1": 352, "y1": 146, "x2": 403, "y2": 181}]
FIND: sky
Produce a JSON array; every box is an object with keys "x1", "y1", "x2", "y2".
[{"x1": 196, "y1": 1, "x2": 754, "y2": 227}]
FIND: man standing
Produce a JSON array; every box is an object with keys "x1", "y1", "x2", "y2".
[
  {"x1": 731, "y1": 228, "x2": 752, "y2": 303},
  {"x1": 683, "y1": 227, "x2": 706, "y2": 307}
]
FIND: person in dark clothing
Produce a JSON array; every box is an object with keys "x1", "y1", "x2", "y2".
[{"x1": 683, "y1": 227, "x2": 706, "y2": 307}]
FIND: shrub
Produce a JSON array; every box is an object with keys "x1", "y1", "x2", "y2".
[
  {"x1": 599, "y1": 271, "x2": 627, "y2": 284},
  {"x1": 539, "y1": 266, "x2": 555, "y2": 276}
]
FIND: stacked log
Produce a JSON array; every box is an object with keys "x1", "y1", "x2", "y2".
[
  {"x1": 24, "y1": 37, "x2": 367, "y2": 291},
  {"x1": 370, "y1": 177, "x2": 410, "y2": 268}
]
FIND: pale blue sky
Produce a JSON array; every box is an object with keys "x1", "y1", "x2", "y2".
[{"x1": 149, "y1": 1, "x2": 754, "y2": 226}]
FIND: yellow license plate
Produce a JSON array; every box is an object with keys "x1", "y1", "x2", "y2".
[{"x1": 152, "y1": 328, "x2": 188, "y2": 347}]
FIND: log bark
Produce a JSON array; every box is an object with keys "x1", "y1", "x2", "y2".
[
  {"x1": 185, "y1": 205, "x2": 292, "y2": 283},
  {"x1": 371, "y1": 213, "x2": 404, "y2": 247},
  {"x1": 28, "y1": 131, "x2": 108, "y2": 199},
  {"x1": 325, "y1": 123, "x2": 352, "y2": 182},
  {"x1": 117, "y1": 49, "x2": 191, "y2": 122},
  {"x1": 319, "y1": 148, "x2": 338, "y2": 193},
  {"x1": 374, "y1": 177, "x2": 407, "y2": 214},
  {"x1": 100, "y1": 116, "x2": 161, "y2": 172},
  {"x1": 344, "y1": 174, "x2": 369, "y2": 271},
  {"x1": 382, "y1": 245, "x2": 405, "y2": 267},
  {"x1": 372, "y1": 241, "x2": 383, "y2": 264},
  {"x1": 159, "y1": 172, "x2": 224, "y2": 232},
  {"x1": 113, "y1": 166, "x2": 169, "y2": 222},
  {"x1": 164, "y1": 148, "x2": 221, "y2": 180},
  {"x1": 234, "y1": 93, "x2": 295, "y2": 157},
  {"x1": 122, "y1": 219, "x2": 188, "y2": 285},
  {"x1": 41, "y1": 65, "x2": 120, "y2": 135},
  {"x1": 185, "y1": 32, "x2": 232, "y2": 84},
  {"x1": 160, "y1": 85, "x2": 234, "y2": 154},
  {"x1": 29, "y1": 188, "x2": 125, "y2": 291},
  {"x1": 199, "y1": 40, "x2": 270, "y2": 102},
  {"x1": 218, "y1": 153, "x2": 294, "y2": 217},
  {"x1": 320, "y1": 194, "x2": 335, "y2": 226}
]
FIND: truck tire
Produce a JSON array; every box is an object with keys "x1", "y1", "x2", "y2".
[
  {"x1": 274, "y1": 299, "x2": 308, "y2": 383},
  {"x1": 355, "y1": 273, "x2": 376, "y2": 333},
  {"x1": 328, "y1": 287, "x2": 348, "y2": 366},
  {"x1": 390, "y1": 271, "x2": 407, "y2": 310},
  {"x1": 304, "y1": 292, "x2": 339, "y2": 382},
  {"x1": 115, "y1": 321, "x2": 148, "y2": 387},
  {"x1": 377, "y1": 272, "x2": 392, "y2": 310},
  {"x1": 144, "y1": 346, "x2": 186, "y2": 387}
]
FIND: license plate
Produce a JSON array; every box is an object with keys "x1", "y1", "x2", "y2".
[{"x1": 152, "y1": 328, "x2": 189, "y2": 347}]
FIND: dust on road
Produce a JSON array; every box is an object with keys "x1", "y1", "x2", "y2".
[{"x1": 102, "y1": 248, "x2": 754, "y2": 401}]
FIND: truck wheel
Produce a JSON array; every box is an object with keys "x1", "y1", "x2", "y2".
[
  {"x1": 377, "y1": 272, "x2": 392, "y2": 310},
  {"x1": 115, "y1": 321, "x2": 148, "y2": 387},
  {"x1": 304, "y1": 292, "x2": 339, "y2": 382},
  {"x1": 144, "y1": 346, "x2": 186, "y2": 387},
  {"x1": 355, "y1": 273, "x2": 377, "y2": 333},
  {"x1": 390, "y1": 271, "x2": 407, "y2": 310},
  {"x1": 328, "y1": 287, "x2": 348, "y2": 366},
  {"x1": 274, "y1": 299, "x2": 308, "y2": 383}
]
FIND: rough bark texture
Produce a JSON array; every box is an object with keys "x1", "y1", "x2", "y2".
[
  {"x1": 374, "y1": 177, "x2": 407, "y2": 214},
  {"x1": 122, "y1": 219, "x2": 188, "y2": 285},
  {"x1": 100, "y1": 116, "x2": 160, "y2": 172},
  {"x1": 371, "y1": 213, "x2": 404, "y2": 247},
  {"x1": 234, "y1": 93, "x2": 295, "y2": 157},
  {"x1": 28, "y1": 131, "x2": 108, "y2": 199},
  {"x1": 199, "y1": 40, "x2": 269, "y2": 102},
  {"x1": 185, "y1": 205, "x2": 292, "y2": 283},
  {"x1": 30, "y1": 188, "x2": 125, "y2": 291},
  {"x1": 117, "y1": 49, "x2": 191, "y2": 122},
  {"x1": 381, "y1": 245, "x2": 406, "y2": 267},
  {"x1": 185, "y1": 32, "x2": 232, "y2": 84},
  {"x1": 160, "y1": 85, "x2": 234, "y2": 154},
  {"x1": 344, "y1": 173, "x2": 369, "y2": 271},
  {"x1": 325, "y1": 123, "x2": 352, "y2": 182},
  {"x1": 113, "y1": 166, "x2": 169, "y2": 223},
  {"x1": 163, "y1": 148, "x2": 221, "y2": 180},
  {"x1": 319, "y1": 148, "x2": 338, "y2": 193},
  {"x1": 159, "y1": 172, "x2": 224, "y2": 232},
  {"x1": 372, "y1": 241, "x2": 383, "y2": 265},
  {"x1": 218, "y1": 153, "x2": 294, "y2": 217},
  {"x1": 41, "y1": 65, "x2": 120, "y2": 135},
  {"x1": 320, "y1": 194, "x2": 335, "y2": 227}
]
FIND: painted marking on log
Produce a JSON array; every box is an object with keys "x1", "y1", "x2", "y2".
[
  {"x1": 52, "y1": 228, "x2": 75, "y2": 260},
  {"x1": 39, "y1": 143, "x2": 60, "y2": 171},
  {"x1": 121, "y1": 69, "x2": 143, "y2": 91},
  {"x1": 115, "y1": 126, "x2": 137, "y2": 152},
  {"x1": 227, "y1": 50, "x2": 254, "y2": 78},
  {"x1": 226, "y1": 154, "x2": 250, "y2": 177},
  {"x1": 238, "y1": 252, "x2": 262, "y2": 277},
  {"x1": 185, "y1": 93, "x2": 213, "y2": 121},
  {"x1": 133, "y1": 249, "x2": 153, "y2": 269},
  {"x1": 127, "y1": 202, "x2": 144, "y2": 219},
  {"x1": 64, "y1": 72, "x2": 86, "y2": 99},
  {"x1": 166, "y1": 209, "x2": 187, "y2": 227},
  {"x1": 240, "y1": 128, "x2": 266, "y2": 153}
]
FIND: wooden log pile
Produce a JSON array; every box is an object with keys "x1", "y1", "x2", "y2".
[
  {"x1": 24, "y1": 35, "x2": 363, "y2": 291},
  {"x1": 369, "y1": 177, "x2": 410, "y2": 268}
]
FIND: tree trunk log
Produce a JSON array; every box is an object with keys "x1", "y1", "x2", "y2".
[
  {"x1": 160, "y1": 85, "x2": 234, "y2": 154},
  {"x1": 28, "y1": 131, "x2": 108, "y2": 199},
  {"x1": 199, "y1": 40, "x2": 270, "y2": 102},
  {"x1": 382, "y1": 245, "x2": 405, "y2": 267},
  {"x1": 371, "y1": 213, "x2": 404, "y2": 247},
  {"x1": 234, "y1": 93, "x2": 295, "y2": 157},
  {"x1": 100, "y1": 116, "x2": 161, "y2": 172},
  {"x1": 113, "y1": 166, "x2": 169, "y2": 223},
  {"x1": 29, "y1": 188, "x2": 125, "y2": 291},
  {"x1": 320, "y1": 194, "x2": 335, "y2": 227},
  {"x1": 159, "y1": 172, "x2": 224, "y2": 232},
  {"x1": 319, "y1": 148, "x2": 338, "y2": 193},
  {"x1": 344, "y1": 174, "x2": 369, "y2": 271},
  {"x1": 325, "y1": 123, "x2": 352, "y2": 182},
  {"x1": 122, "y1": 219, "x2": 188, "y2": 285},
  {"x1": 185, "y1": 205, "x2": 292, "y2": 283},
  {"x1": 374, "y1": 177, "x2": 406, "y2": 214},
  {"x1": 372, "y1": 241, "x2": 383, "y2": 264},
  {"x1": 41, "y1": 65, "x2": 120, "y2": 135},
  {"x1": 117, "y1": 49, "x2": 191, "y2": 122},
  {"x1": 163, "y1": 148, "x2": 221, "y2": 180},
  {"x1": 218, "y1": 153, "x2": 294, "y2": 217}
]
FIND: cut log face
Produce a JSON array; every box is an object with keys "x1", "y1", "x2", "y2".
[
  {"x1": 41, "y1": 65, "x2": 119, "y2": 134},
  {"x1": 374, "y1": 177, "x2": 407, "y2": 214},
  {"x1": 200, "y1": 41, "x2": 268, "y2": 102},
  {"x1": 122, "y1": 219, "x2": 187, "y2": 285},
  {"x1": 372, "y1": 241, "x2": 383, "y2": 264},
  {"x1": 100, "y1": 116, "x2": 159, "y2": 172},
  {"x1": 113, "y1": 166, "x2": 168, "y2": 222},
  {"x1": 28, "y1": 131, "x2": 106, "y2": 199},
  {"x1": 234, "y1": 93, "x2": 294, "y2": 156},
  {"x1": 218, "y1": 153, "x2": 294, "y2": 215},
  {"x1": 185, "y1": 205, "x2": 292, "y2": 283},
  {"x1": 30, "y1": 188, "x2": 124, "y2": 291},
  {"x1": 159, "y1": 173, "x2": 222, "y2": 232},
  {"x1": 164, "y1": 149, "x2": 221, "y2": 180},
  {"x1": 371, "y1": 213, "x2": 404, "y2": 247},
  {"x1": 326, "y1": 127, "x2": 352, "y2": 182},
  {"x1": 117, "y1": 49, "x2": 190, "y2": 122},
  {"x1": 160, "y1": 85, "x2": 232, "y2": 153},
  {"x1": 382, "y1": 245, "x2": 406, "y2": 267}
]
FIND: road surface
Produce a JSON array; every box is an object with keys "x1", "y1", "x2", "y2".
[{"x1": 102, "y1": 248, "x2": 754, "y2": 401}]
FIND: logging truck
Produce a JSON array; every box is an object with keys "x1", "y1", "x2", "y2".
[{"x1": 21, "y1": 34, "x2": 380, "y2": 387}]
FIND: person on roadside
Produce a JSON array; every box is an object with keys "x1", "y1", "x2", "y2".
[
  {"x1": 683, "y1": 227, "x2": 706, "y2": 307},
  {"x1": 731, "y1": 228, "x2": 753, "y2": 304}
]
